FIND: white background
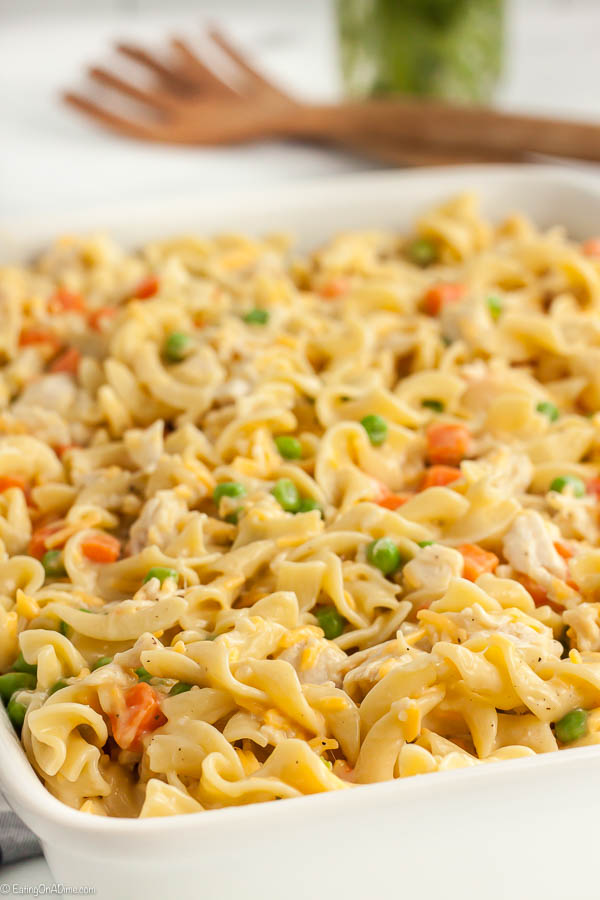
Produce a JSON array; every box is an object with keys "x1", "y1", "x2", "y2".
[
  {"x1": 1, "y1": 0, "x2": 599, "y2": 888},
  {"x1": 1, "y1": 0, "x2": 599, "y2": 219}
]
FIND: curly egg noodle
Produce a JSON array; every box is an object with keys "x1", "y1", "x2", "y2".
[{"x1": 2, "y1": 193, "x2": 600, "y2": 818}]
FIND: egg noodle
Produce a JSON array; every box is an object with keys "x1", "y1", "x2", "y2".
[{"x1": 2, "y1": 193, "x2": 600, "y2": 818}]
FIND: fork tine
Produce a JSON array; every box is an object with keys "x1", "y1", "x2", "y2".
[
  {"x1": 170, "y1": 37, "x2": 235, "y2": 94},
  {"x1": 88, "y1": 67, "x2": 171, "y2": 110},
  {"x1": 63, "y1": 91, "x2": 164, "y2": 140},
  {"x1": 115, "y1": 42, "x2": 192, "y2": 91},
  {"x1": 206, "y1": 26, "x2": 279, "y2": 92}
]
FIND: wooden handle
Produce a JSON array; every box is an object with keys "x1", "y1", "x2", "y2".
[
  {"x1": 329, "y1": 135, "x2": 528, "y2": 168},
  {"x1": 285, "y1": 99, "x2": 600, "y2": 163}
]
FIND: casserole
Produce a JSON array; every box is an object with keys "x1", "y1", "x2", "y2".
[{"x1": 2, "y1": 165, "x2": 600, "y2": 900}]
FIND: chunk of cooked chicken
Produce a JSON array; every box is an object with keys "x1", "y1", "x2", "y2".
[
  {"x1": 546, "y1": 492, "x2": 600, "y2": 544},
  {"x1": 502, "y1": 510, "x2": 566, "y2": 588},
  {"x1": 462, "y1": 446, "x2": 533, "y2": 497},
  {"x1": 277, "y1": 635, "x2": 346, "y2": 687},
  {"x1": 563, "y1": 603, "x2": 600, "y2": 653},
  {"x1": 127, "y1": 489, "x2": 188, "y2": 555},
  {"x1": 403, "y1": 544, "x2": 464, "y2": 593},
  {"x1": 124, "y1": 420, "x2": 164, "y2": 473}
]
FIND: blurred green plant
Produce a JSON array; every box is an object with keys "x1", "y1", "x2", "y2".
[{"x1": 336, "y1": 0, "x2": 504, "y2": 103}]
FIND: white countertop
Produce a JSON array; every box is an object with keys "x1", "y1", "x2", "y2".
[
  {"x1": 1, "y1": 0, "x2": 599, "y2": 890},
  {"x1": 1, "y1": 0, "x2": 599, "y2": 222}
]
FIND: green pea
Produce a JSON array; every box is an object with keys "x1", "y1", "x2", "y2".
[
  {"x1": 58, "y1": 620, "x2": 71, "y2": 638},
  {"x1": 549, "y1": 475, "x2": 585, "y2": 497},
  {"x1": 555, "y1": 708, "x2": 587, "y2": 743},
  {"x1": 48, "y1": 680, "x2": 67, "y2": 696},
  {"x1": 315, "y1": 605, "x2": 346, "y2": 640},
  {"x1": 487, "y1": 295, "x2": 503, "y2": 320},
  {"x1": 213, "y1": 482, "x2": 246, "y2": 504},
  {"x1": 367, "y1": 538, "x2": 401, "y2": 575},
  {"x1": 422, "y1": 399, "x2": 444, "y2": 413},
  {"x1": 143, "y1": 566, "x2": 178, "y2": 585},
  {"x1": 406, "y1": 237, "x2": 437, "y2": 267},
  {"x1": 91, "y1": 656, "x2": 112, "y2": 671},
  {"x1": 224, "y1": 509, "x2": 242, "y2": 525},
  {"x1": 243, "y1": 308, "x2": 269, "y2": 325},
  {"x1": 12, "y1": 653, "x2": 37, "y2": 677},
  {"x1": 275, "y1": 435, "x2": 302, "y2": 460},
  {"x1": 360, "y1": 414, "x2": 388, "y2": 446},
  {"x1": 135, "y1": 667, "x2": 153, "y2": 683},
  {"x1": 169, "y1": 682, "x2": 193, "y2": 696},
  {"x1": 271, "y1": 478, "x2": 301, "y2": 512},
  {"x1": 164, "y1": 332, "x2": 192, "y2": 363},
  {"x1": 418, "y1": 540, "x2": 434, "y2": 548},
  {"x1": 0, "y1": 672, "x2": 36, "y2": 704},
  {"x1": 322, "y1": 758, "x2": 333, "y2": 770},
  {"x1": 7, "y1": 698, "x2": 26, "y2": 733},
  {"x1": 42, "y1": 549, "x2": 66, "y2": 579},
  {"x1": 296, "y1": 497, "x2": 323, "y2": 516},
  {"x1": 536, "y1": 401, "x2": 559, "y2": 422}
]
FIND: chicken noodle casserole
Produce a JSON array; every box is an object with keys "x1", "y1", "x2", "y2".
[{"x1": 2, "y1": 194, "x2": 600, "y2": 817}]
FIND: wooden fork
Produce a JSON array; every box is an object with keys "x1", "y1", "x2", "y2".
[{"x1": 63, "y1": 28, "x2": 600, "y2": 166}]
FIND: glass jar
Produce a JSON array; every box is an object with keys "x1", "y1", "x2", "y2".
[{"x1": 336, "y1": 0, "x2": 505, "y2": 104}]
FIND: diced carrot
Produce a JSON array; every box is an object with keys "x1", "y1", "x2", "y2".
[
  {"x1": 554, "y1": 540, "x2": 574, "y2": 561},
  {"x1": 421, "y1": 465, "x2": 462, "y2": 490},
  {"x1": 109, "y1": 682, "x2": 166, "y2": 751},
  {"x1": 517, "y1": 574, "x2": 551, "y2": 607},
  {"x1": 423, "y1": 282, "x2": 466, "y2": 316},
  {"x1": 54, "y1": 443, "x2": 80, "y2": 458},
  {"x1": 49, "y1": 347, "x2": 81, "y2": 375},
  {"x1": 0, "y1": 475, "x2": 33, "y2": 506},
  {"x1": 81, "y1": 534, "x2": 121, "y2": 564},
  {"x1": 586, "y1": 477, "x2": 600, "y2": 498},
  {"x1": 319, "y1": 277, "x2": 350, "y2": 299},
  {"x1": 0, "y1": 475, "x2": 27, "y2": 494},
  {"x1": 582, "y1": 238, "x2": 600, "y2": 258},
  {"x1": 48, "y1": 287, "x2": 86, "y2": 314},
  {"x1": 132, "y1": 275, "x2": 159, "y2": 300},
  {"x1": 426, "y1": 422, "x2": 471, "y2": 467},
  {"x1": 88, "y1": 307, "x2": 118, "y2": 331},
  {"x1": 19, "y1": 328, "x2": 61, "y2": 351},
  {"x1": 375, "y1": 488, "x2": 411, "y2": 510},
  {"x1": 459, "y1": 544, "x2": 499, "y2": 581},
  {"x1": 29, "y1": 520, "x2": 66, "y2": 559}
]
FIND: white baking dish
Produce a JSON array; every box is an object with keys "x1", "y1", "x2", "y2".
[{"x1": 2, "y1": 165, "x2": 600, "y2": 900}]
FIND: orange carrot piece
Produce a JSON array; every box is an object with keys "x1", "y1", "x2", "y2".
[
  {"x1": 29, "y1": 520, "x2": 66, "y2": 559},
  {"x1": 49, "y1": 347, "x2": 81, "y2": 375},
  {"x1": 423, "y1": 282, "x2": 466, "y2": 316},
  {"x1": 554, "y1": 540, "x2": 574, "y2": 561},
  {"x1": 426, "y1": 422, "x2": 471, "y2": 467},
  {"x1": 88, "y1": 307, "x2": 118, "y2": 331},
  {"x1": 0, "y1": 476, "x2": 27, "y2": 494},
  {"x1": 582, "y1": 238, "x2": 600, "y2": 258},
  {"x1": 81, "y1": 534, "x2": 121, "y2": 564},
  {"x1": 53, "y1": 443, "x2": 80, "y2": 459},
  {"x1": 132, "y1": 275, "x2": 159, "y2": 300},
  {"x1": 421, "y1": 465, "x2": 462, "y2": 490},
  {"x1": 376, "y1": 488, "x2": 411, "y2": 510},
  {"x1": 49, "y1": 287, "x2": 86, "y2": 314},
  {"x1": 459, "y1": 544, "x2": 499, "y2": 581},
  {"x1": 586, "y1": 477, "x2": 600, "y2": 498},
  {"x1": 109, "y1": 682, "x2": 166, "y2": 751},
  {"x1": 320, "y1": 277, "x2": 350, "y2": 299},
  {"x1": 19, "y1": 328, "x2": 61, "y2": 351}
]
